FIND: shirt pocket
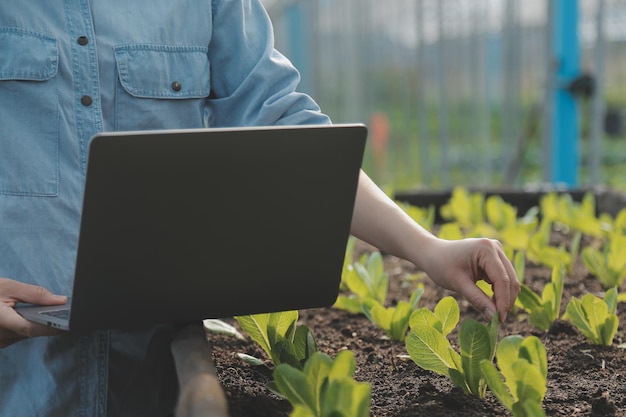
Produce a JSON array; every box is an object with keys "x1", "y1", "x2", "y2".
[
  {"x1": 113, "y1": 44, "x2": 211, "y2": 131},
  {"x1": 0, "y1": 28, "x2": 59, "y2": 197}
]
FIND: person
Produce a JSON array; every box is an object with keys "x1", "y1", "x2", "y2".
[{"x1": 0, "y1": 1, "x2": 519, "y2": 416}]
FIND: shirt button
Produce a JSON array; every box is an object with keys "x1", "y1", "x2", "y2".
[
  {"x1": 81, "y1": 95, "x2": 93, "y2": 106},
  {"x1": 77, "y1": 36, "x2": 89, "y2": 46},
  {"x1": 171, "y1": 81, "x2": 182, "y2": 92}
]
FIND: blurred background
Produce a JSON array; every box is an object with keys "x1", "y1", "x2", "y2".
[{"x1": 260, "y1": 0, "x2": 626, "y2": 193}]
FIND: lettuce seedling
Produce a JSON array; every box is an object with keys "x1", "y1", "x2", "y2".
[
  {"x1": 440, "y1": 186, "x2": 486, "y2": 228},
  {"x1": 540, "y1": 192, "x2": 608, "y2": 238},
  {"x1": 273, "y1": 350, "x2": 371, "y2": 417},
  {"x1": 480, "y1": 335, "x2": 548, "y2": 417},
  {"x1": 516, "y1": 265, "x2": 565, "y2": 331},
  {"x1": 527, "y1": 218, "x2": 573, "y2": 270},
  {"x1": 406, "y1": 296, "x2": 499, "y2": 398},
  {"x1": 361, "y1": 287, "x2": 424, "y2": 341},
  {"x1": 235, "y1": 310, "x2": 317, "y2": 369},
  {"x1": 564, "y1": 287, "x2": 619, "y2": 346},
  {"x1": 485, "y1": 194, "x2": 518, "y2": 231},
  {"x1": 334, "y1": 250, "x2": 389, "y2": 314},
  {"x1": 582, "y1": 234, "x2": 626, "y2": 288},
  {"x1": 338, "y1": 236, "x2": 357, "y2": 292}
]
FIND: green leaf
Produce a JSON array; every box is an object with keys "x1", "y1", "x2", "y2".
[
  {"x1": 459, "y1": 319, "x2": 493, "y2": 397},
  {"x1": 333, "y1": 295, "x2": 366, "y2": 314},
  {"x1": 361, "y1": 298, "x2": 389, "y2": 325},
  {"x1": 448, "y1": 367, "x2": 469, "y2": 393},
  {"x1": 434, "y1": 296, "x2": 460, "y2": 336},
  {"x1": 406, "y1": 325, "x2": 459, "y2": 377},
  {"x1": 329, "y1": 350, "x2": 357, "y2": 382},
  {"x1": 274, "y1": 364, "x2": 316, "y2": 412},
  {"x1": 600, "y1": 315, "x2": 619, "y2": 346},
  {"x1": 236, "y1": 353, "x2": 266, "y2": 367},
  {"x1": 480, "y1": 359, "x2": 514, "y2": 411},
  {"x1": 486, "y1": 195, "x2": 517, "y2": 231},
  {"x1": 322, "y1": 379, "x2": 370, "y2": 417},
  {"x1": 487, "y1": 335, "x2": 548, "y2": 415},
  {"x1": 605, "y1": 287, "x2": 618, "y2": 314},
  {"x1": 511, "y1": 359, "x2": 546, "y2": 404},
  {"x1": 389, "y1": 301, "x2": 414, "y2": 341},
  {"x1": 290, "y1": 405, "x2": 316, "y2": 417},
  {"x1": 495, "y1": 335, "x2": 524, "y2": 398},
  {"x1": 203, "y1": 318, "x2": 246, "y2": 340},
  {"x1": 408, "y1": 286, "x2": 425, "y2": 309},
  {"x1": 519, "y1": 336, "x2": 548, "y2": 380},
  {"x1": 293, "y1": 325, "x2": 318, "y2": 366},
  {"x1": 517, "y1": 285, "x2": 543, "y2": 312},
  {"x1": 273, "y1": 338, "x2": 300, "y2": 369},
  {"x1": 582, "y1": 246, "x2": 614, "y2": 287},
  {"x1": 437, "y1": 223, "x2": 465, "y2": 240},
  {"x1": 409, "y1": 308, "x2": 441, "y2": 332},
  {"x1": 303, "y1": 352, "x2": 333, "y2": 414},
  {"x1": 235, "y1": 314, "x2": 272, "y2": 357},
  {"x1": 566, "y1": 297, "x2": 599, "y2": 343}
]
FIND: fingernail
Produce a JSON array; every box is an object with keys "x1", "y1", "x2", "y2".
[{"x1": 54, "y1": 295, "x2": 68, "y2": 303}]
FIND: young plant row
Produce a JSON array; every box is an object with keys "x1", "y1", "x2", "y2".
[
  {"x1": 224, "y1": 311, "x2": 371, "y2": 417},
  {"x1": 326, "y1": 189, "x2": 623, "y2": 414},
  {"x1": 206, "y1": 188, "x2": 624, "y2": 416}
]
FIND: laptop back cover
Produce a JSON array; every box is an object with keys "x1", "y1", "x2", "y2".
[{"x1": 68, "y1": 124, "x2": 367, "y2": 331}]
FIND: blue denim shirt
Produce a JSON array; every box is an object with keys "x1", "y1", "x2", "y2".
[{"x1": 0, "y1": 1, "x2": 330, "y2": 416}]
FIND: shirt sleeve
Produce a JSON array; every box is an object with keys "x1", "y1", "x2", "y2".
[{"x1": 206, "y1": 0, "x2": 331, "y2": 127}]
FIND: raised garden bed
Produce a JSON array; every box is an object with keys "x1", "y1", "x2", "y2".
[{"x1": 207, "y1": 187, "x2": 626, "y2": 417}]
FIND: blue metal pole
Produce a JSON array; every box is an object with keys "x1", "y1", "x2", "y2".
[{"x1": 551, "y1": 0, "x2": 580, "y2": 186}]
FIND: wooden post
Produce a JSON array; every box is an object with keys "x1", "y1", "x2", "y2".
[{"x1": 171, "y1": 323, "x2": 230, "y2": 417}]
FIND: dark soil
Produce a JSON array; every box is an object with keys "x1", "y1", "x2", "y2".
[{"x1": 209, "y1": 235, "x2": 626, "y2": 417}]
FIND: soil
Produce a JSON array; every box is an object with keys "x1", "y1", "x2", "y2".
[{"x1": 208, "y1": 233, "x2": 626, "y2": 417}]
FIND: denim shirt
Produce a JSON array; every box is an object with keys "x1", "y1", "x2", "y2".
[{"x1": 0, "y1": 1, "x2": 330, "y2": 416}]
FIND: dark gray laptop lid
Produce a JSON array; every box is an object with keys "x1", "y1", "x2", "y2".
[{"x1": 68, "y1": 124, "x2": 367, "y2": 331}]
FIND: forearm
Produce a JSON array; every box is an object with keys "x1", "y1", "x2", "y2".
[{"x1": 349, "y1": 170, "x2": 438, "y2": 269}]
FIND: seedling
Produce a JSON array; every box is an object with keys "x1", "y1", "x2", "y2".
[
  {"x1": 440, "y1": 186, "x2": 486, "y2": 228},
  {"x1": 273, "y1": 350, "x2": 371, "y2": 417},
  {"x1": 563, "y1": 287, "x2": 619, "y2": 346},
  {"x1": 539, "y1": 192, "x2": 608, "y2": 238},
  {"x1": 480, "y1": 335, "x2": 548, "y2": 417},
  {"x1": 527, "y1": 218, "x2": 574, "y2": 270},
  {"x1": 361, "y1": 287, "x2": 424, "y2": 341},
  {"x1": 516, "y1": 265, "x2": 565, "y2": 331},
  {"x1": 235, "y1": 310, "x2": 317, "y2": 369},
  {"x1": 334, "y1": 250, "x2": 389, "y2": 314},
  {"x1": 485, "y1": 194, "x2": 518, "y2": 231},
  {"x1": 339, "y1": 236, "x2": 357, "y2": 292},
  {"x1": 406, "y1": 296, "x2": 499, "y2": 398},
  {"x1": 581, "y1": 234, "x2": 626, "y2": 288}
]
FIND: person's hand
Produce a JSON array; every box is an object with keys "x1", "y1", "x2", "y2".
[
  {"x1": 419, "y1": 237, "x2": 519, "y2": 322},
  {"x1": 0, "y1": 278, "x2": 67, "y2": 348}
]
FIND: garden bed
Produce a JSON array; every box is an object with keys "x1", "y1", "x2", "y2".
[{"x1": 207, "y1": 189, "x2": 626, "y2": 417}]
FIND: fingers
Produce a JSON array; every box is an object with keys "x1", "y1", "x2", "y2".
[
  {"x1": 459, "y1": 281, "x2": 498, "y2": 321},
  {"x1": 0, "y1": 278, "x2": 67, "y2": 348},
  {"x1": 0, "y1": 304, "x2": 63, "y2": 348},
  {"x1": 478, "y1": 239, "x2": 520, "y2": 322},
  {"x1": 0, "y1": 278, "x2": 67, "y2": 306}
]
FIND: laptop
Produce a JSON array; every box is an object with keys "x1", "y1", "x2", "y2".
[{"x1": 16, "y1": 124, "x2": 367, "y2": 332}]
